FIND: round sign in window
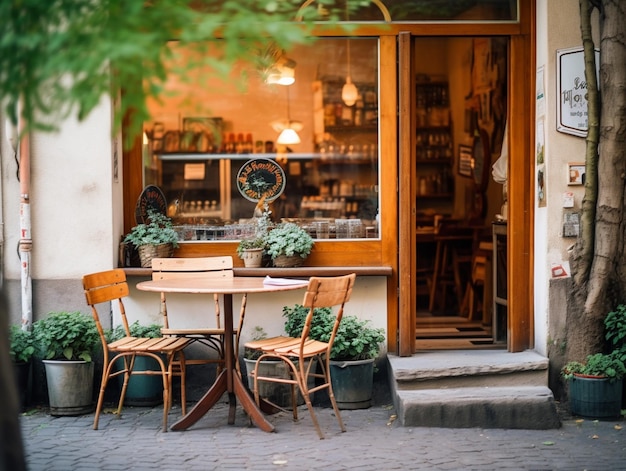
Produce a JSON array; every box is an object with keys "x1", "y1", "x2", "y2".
[{"x1": 236, "y1": 158, "x2": 286, "y2": 203}]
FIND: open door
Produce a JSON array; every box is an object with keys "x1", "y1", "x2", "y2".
[{"x1": 397, "y1": 31, "x2": 533, "y2": 354}]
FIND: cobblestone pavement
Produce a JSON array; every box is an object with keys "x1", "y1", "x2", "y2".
[{"x1": 19, "y1": 397, "x2": 626, "y2": 471}]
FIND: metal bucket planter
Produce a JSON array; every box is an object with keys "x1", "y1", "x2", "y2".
[
  {"x1": 330, "y1": 358, "x2": 375, "y2": 410},
  {"x1": 569, "y1": 374, "x2": 623, "y2": 418},
  {"x1": 43, "y1": 360, "x2": 94, "y2": 416}
]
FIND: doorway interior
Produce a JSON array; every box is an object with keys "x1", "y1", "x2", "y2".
[{"x1": 410, "y1": 36, "x2": 508, "y2": 351}]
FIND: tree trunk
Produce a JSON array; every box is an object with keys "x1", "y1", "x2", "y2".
[{"x1": 567, "y1": 0, "x2": 626, "y2": 362}]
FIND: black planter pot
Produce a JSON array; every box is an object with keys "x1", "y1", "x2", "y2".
[
  {"x1": 569, "y1": 374, "x2": 623, "y2": 418},
  {"x1": 13, "y1": 361, "x2": 31, "y2": 411},
  {"x1": 329, "y1": 358, "x2": 375, "y2": 410}
]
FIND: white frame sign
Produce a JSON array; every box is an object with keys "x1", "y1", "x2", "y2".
[{"x1": 556, "y1": 46, "x2": 599, "y2": 137}]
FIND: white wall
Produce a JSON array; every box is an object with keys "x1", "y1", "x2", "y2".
[
  {"x1": 535, "y1": 0, "x2": 599, "y2": 354},
  {"x1": 1, "y1": 95, "x2": 123, "y2": 322},
  {"x1": 122, "y1": 275, "x2": 388, "y2": 357}
]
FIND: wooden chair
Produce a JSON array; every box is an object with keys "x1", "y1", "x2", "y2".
[
  {"x1": 82, "y1": 269, "x2": 190, "y2": 432},
  {"x1": 245, "y1": 273, "x2": 356, "y2": 439},
  {"x1": 151, "y1": 256, "x2": 247, "y2": 373}
]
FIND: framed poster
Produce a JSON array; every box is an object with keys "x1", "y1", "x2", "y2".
[{"x1": 556, "y1": 46, "x2": 599, "y2": 137}]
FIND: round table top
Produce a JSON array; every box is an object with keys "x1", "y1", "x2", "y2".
[{"x1": 136, "y1": 276, "x2": 308, "y2": 295}]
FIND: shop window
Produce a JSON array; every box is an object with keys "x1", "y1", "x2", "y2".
[{"x1": 143, "y1": 38, "x2": 379, "y2": 242}]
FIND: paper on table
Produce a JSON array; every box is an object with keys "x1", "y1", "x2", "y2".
[{"x1": 263, "y1": 276, "x2": 307, "y2": 286}]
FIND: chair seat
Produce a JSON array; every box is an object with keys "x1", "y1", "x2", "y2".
[
  {"x1": 272, "y1": 339, "x2": 328, "y2": 357},
  {"x1": 111, "y1": 336, "x2": 191, "y2": 353},
  {"x1": 244, "y1": 336, "x2": 293, "y2": 350},
  {"x1": 161, "y1": 328, "x2": 235, "y2": 336}
]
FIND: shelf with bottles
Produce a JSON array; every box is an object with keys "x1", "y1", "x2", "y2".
[{"x1": 417, "y1": 167, "x2": 454, "y2": 198}]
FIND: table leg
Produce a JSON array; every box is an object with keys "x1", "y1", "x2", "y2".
[
  {"x1": 170, "y1": 369, "x2": 227, "y2": 431},
  {"x1": 171, "y1": 291, "x2": 274, "y2": 432},
  {"x1": 232, "y1": 372, "x2": 275, "y2": 432}
]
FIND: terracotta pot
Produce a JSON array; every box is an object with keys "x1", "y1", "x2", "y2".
[{"x1": 241, "y1": 248, "x2": 264, "y2": 268}]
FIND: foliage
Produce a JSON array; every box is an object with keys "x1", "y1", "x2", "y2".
[
  {"x1": 236, "y1": 237, "x2": 267, "y2": 258},
  {"x1": 282, "y1": 304, "x2": 385, "y2": 361},
  {"x1": 0, "y1": 0, "x2": 354, "y2": 138},
  {"x1": 124, "y1": 209, "x2": 179, "y2": 248},
  {"x1": 264, "y1": 223, "x2": 314, "y2": 259},
  {"x1": 32, "y1": 312, "x2": 99, "y2": 362},
  {"x1": 9, "y1": 325, "x2": 35, "y2": 364},
  {"x1": 106, "y1": 321, "x2": 163, "y2": 342},
  {"x1": 604, "y1": 304, "x2": 626, "y2": 353},
  {"x1": 561, "y1": 352, "x2": 626, "y2": 382}
]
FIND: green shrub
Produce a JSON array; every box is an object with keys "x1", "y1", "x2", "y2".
[
  {"x1": 9, "y1": 325, "x2": 35, "y2": 363},
  {"x1": 33, "y1": 311, "x2": 99, "y2": 362},
  {"x1": 562, "y1": 352, "x2": 626, "y2": 382},
  {"x1": 106, "y1": 321, "x2": 163, "y2": 342},
  {"x1": 282, "y1": 304, "x2": 385, "y2": 361},
  {"x1": 605, "y1": 304, "x2": 626, "y2": 353}
]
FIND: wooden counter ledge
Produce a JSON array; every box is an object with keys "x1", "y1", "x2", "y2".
[{"x1": 124, "y1": 266, "x2": 392, "y2": 278}]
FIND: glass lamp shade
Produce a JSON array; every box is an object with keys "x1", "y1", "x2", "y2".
[
  {"x1": 342, "y1": 77, "x2": 358, "y2": 106},
  {"x1": 277, "y1": 127, "x2": 301, "y2": 145},
  {"x1": 266, "y1": 66, "x2": 295, "y2": 85}
]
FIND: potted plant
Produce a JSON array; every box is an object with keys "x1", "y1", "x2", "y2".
[
  {"x1": 283, "y1": 303, "x2": 385, "y2": 409},
  {"x1": 265, "y1": 222, "x2": 314, "y2": 268},
  {"x1": 124, "y1": 208, "x2": 179, "y2": 268},
  {"x1": 237, "y1": 237, "x2": 267, "y2": 268},
  {"x1": 32, "y1": 311, "x2": 100, "y2": 416},
  {"x1": 561, "y1": 352, "x2": 626, "y2": 418},
  {"x1": 107, "y1": 321, "x2": 165, "y2": 406},
  {"x1": 9, "y1": 325, "x2": 35, "y2": 410}
]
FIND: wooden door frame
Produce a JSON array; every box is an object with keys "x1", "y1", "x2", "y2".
[{"x1": 396, "y1": 3, "x2": 535, "y2": 355}]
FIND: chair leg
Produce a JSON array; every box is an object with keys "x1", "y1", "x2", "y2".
[
  {"x1": 93, "y1": 362, "x2": 113, "y2": 430},
  {"x1": 323, "y1": 357, "x2": 346, "y2": 435},
  {"x1": 161, "y1": 359, "x2": 171, "y2": 432},
  {"x1": 117, "y1": 355, "x2": 136, "y2": 417},
  {"x1": 178, "y1": 351, "x2": 187, "y2": 417}
]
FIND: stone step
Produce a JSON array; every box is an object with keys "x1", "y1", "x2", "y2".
[
  {"x1": 389, "y1": 349, "x2": 549, "y2": 390},
  {"x1": 387, "y1": 350, "x2": 560, "y2": 429},
  {"x1": 395, "y1": 386, "x2": 560, "y2": 429}
]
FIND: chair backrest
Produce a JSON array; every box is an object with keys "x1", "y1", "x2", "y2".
[
  {"x1": 151, "y1": 256, "x2": 234, "y2": 280},
  {"x1": 82, "y1": 268, "x2": 132, "y2": 351},
  {"x1": 300, "y1": 273, "x2": 356, "y2": 354},
  {"x1": 151, "y1": 256, "x2": 234, "y2": 329}
]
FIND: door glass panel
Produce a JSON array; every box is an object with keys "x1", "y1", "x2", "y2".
[{"x1": 144, "y1": 38, "x2": 380, "y2": 241}]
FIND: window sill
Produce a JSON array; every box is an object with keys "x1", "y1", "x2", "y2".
[{"x1": 123, "y1": 266, "x2": 392, "y2": 278}]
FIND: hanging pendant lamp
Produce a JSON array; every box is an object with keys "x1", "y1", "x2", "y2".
[
  {"x1": 275, "y1": 87, "x2": 301, "y2": 145},
  {"x1": 342, "y1": 38, "x2": 358, "y2": 107}
]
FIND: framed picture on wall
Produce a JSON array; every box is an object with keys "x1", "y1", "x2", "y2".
[
  {"x1": 567, "y1": 162, "x2": 585, "y2": 185},
  {"x1": 458, "y1": 144, "x2": 473, "y2": 178}
]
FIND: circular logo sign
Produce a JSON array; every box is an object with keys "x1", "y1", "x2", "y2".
[
  {"x1": 236, "y1": 158, "x2": 286, "y2": 203},
  {"x1": 135, "y1": 185, "x2": 167, "y2": 224}
]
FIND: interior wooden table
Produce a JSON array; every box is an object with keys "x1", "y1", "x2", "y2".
[{"x1": 136, "y1": 276, "x2": 308, "y2": 432}]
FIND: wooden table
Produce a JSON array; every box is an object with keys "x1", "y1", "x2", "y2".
[{"x1": 136, "y1": 276, "x2": 308, "y2": 432}]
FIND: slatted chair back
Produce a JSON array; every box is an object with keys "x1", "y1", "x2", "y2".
[
  {"x1": 152, "y1": 256, "x2": 234, "y2": 330},
  {"x1": 299, "y1": 274, "x2": 356, "y2": 356}
]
